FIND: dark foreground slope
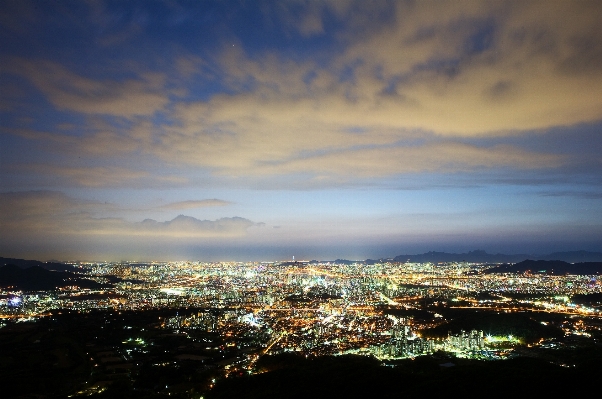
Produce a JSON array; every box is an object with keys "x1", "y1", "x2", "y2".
[
  {"x1": 0, "y1": 257, "x2": 75, "y2": 271},
  {"x1": 3, "y1": 308, "x2": 602, "y2": 399},
  {"x1": 205, "y1": 351, "x2": 602, "y2": 399}
]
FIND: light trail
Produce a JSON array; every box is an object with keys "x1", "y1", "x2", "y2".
[
  {"x1": 263, "y1": 331, "x2": 286, "y2": 354},
  {"x1": 377, "y1": 292, "x2": 399, "y2": 305}
]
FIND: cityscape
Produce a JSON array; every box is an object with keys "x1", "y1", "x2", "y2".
[
  {"x1": 2, "y1": 254, "x2": 602, "y2": 397},
  {"x1": 2, "y1": 1, "x2": 602, "y2": 398}
]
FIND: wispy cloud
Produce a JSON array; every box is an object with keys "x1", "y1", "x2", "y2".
[
  {"x1": 538, "y1": 191, "x2": 602, "y2": 200},
  {"x1": 158, "y1": 199, "x2": 233, "y2": 210},
  {"x1": 6, "y1": 59, "x2": 169, "y2": 118},
  {"x1": 0, "y1": 191, "x2": 257, "y2": 242},
  {"x1": 2, "y1": 1, "x2": 602, "y2": 260},
  {"x1": 14, "y1": 164, "x2": 188, "y2": 188},
  {"x1": 133, "y1": 215, "x2": 254, "y2": 238},
  {"x1": 249, "y1": 143, "x2": 565, "y2": 178},
  {"x1": 2, "y1": 1, "x2": 602, "y2": 191}
]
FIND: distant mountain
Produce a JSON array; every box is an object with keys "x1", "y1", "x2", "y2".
[
  {"x1": 0, "y1": 264, "x2": 106, "y2": 291},
  {"x1": 542, "y1": 251, "x2": 602, "y2": 263},
  {"x1": 485, "y1": 260, "x2": 602, "y2": 275},
  {"x1": 392, "y1": 250, "x2": 602, "y2": 264},
  {"x1": 392, "y1": 250, "x2": 529, "y2": 264},
  {"x1": 0, "y1": 257, "x2": 76, "y2": 272}
]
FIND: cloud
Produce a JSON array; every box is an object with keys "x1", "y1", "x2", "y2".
[
  {"x1": 0, "y1": 191, "x2": 84, "y2": 225},
  {"x1": 337, "y1": 0, "x2": 602, "y2": 134},
  {"x1": 6, "y1": 59, "x2": 169, "y2": 118},
  {"x1": 134, "y1": 215, "x2": 255, "y2": 238},
  {"x1": 0, "y1": 191, "x2": 114, "y2": 232},
  {"x1": 537, "y1": 190, "x2": 602, "y2": 200},
  {"x1": 153, "y1": 99, "x2": 565, "y2": 177},
  {"x1": 3, "y1": 1, "x2": 602, "y2": 189},
  {"x1": 132, "y1": 1, "x2": 600, "y2": 182},
  {"x1": 223, "y1": 1, "x2": 602, "y2": 136},
  {"x1": 251, "y1": 142, "x2": 565, "y2": 178},
  {"x1": 14, "y1": 163, "x2": 187, "y2": 188},
  {"x1": 0, "y1": 191, "x2": 257, "y2": 241},
  {"x1": 158, "y1": 199, "x2": 233, "y2": 210}
]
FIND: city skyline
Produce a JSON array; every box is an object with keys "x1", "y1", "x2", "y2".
[{"x1": 1, "y1": 1, "x2": 602, "y2": 261}]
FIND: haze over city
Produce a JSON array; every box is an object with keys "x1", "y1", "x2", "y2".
[{"x1": 1, "y1": 0, "x2": 602, "y2": 261}]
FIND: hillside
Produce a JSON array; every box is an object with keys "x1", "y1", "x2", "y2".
[
  {"x1": 0, "y1": 264, "x2": 106, "y2": 291},
  {"x1": 485, "y1": 259, "x2": 602, "y2": 275}
]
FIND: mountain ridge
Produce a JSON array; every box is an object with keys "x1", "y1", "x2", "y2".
[
  {"x1": 485, "y1": 259, "x2": 602, "y2": 275},
  {"x1": 391, "y1": 250, "x2": 602, "y2": 264}
]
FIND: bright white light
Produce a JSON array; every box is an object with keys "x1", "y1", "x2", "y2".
[
  {"x1": 8, "y1": 296, "x2": 22, "y2": 306},
  {"x1": 160, "y1": 288, "x2": 184, "y2": 296}
]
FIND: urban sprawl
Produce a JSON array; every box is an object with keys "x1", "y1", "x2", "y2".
[{"x1": 2, "y1": 259, "x2": 601, "y2": 395}]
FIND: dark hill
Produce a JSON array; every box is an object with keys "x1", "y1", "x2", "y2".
[
  {"x1": 544, "y1": 250, "x2": 602, "y2": 263},
  {"x1": 485, "y1": 260, "x2": 602, "y2": 275},
  {"x1": 0, "y1": 264, "x2": 106, "y2": 291},
  {"x1": 392, "y1": 250, "x2": 602, "y2": 264},
  {"x1": 0, "y1": 257, "x2": 75, "y2": 272},
  {"x1": 205, "y1": 352, "x2": 602, "y2": 399},
  {"x1": 393, "y1": 250, "x2": 530, "y2": 263}
]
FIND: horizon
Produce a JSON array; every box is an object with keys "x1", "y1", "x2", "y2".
[
  {"x1": 1, "y1": 1, "x2": 602, "y2": 261},
  {"x1": 3, "y1": 248, "x2": 602, "y2": 265}
]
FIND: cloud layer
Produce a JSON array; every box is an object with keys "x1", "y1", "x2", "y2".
[
  {"x1": 158, "y1": 199, "x2": 233, "y2": 210},
  {"x1": 2, "y1": 1, "x2": 601, "y2": 189},
  {"x1": 0, "y1": 192, "x2": 256, "y2": 253},
  {"x1": 1, "y1": 1, "x2": 601, "y2": 260}
]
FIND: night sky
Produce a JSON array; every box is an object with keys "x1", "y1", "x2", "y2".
[{"x1": 1, "y1": 1, "x2": 602, "y2": 261}]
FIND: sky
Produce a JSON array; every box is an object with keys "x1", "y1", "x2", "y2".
[{"x1": 1, "y1": 0, "x2": 602, "y2": 262}]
